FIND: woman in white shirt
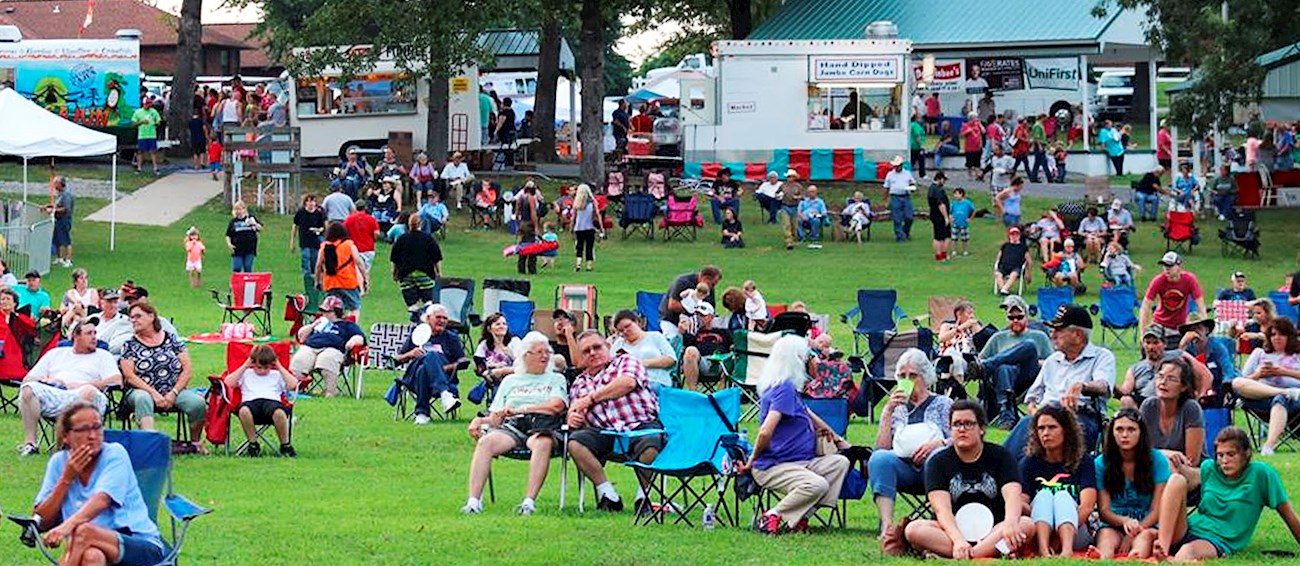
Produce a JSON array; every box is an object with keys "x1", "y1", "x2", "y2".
[{"x1": 608, "y1": 310, "x2": 677, "y2": 388}]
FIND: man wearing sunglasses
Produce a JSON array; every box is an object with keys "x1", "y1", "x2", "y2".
[
  {"x1": 17, "y1": 321, "x2": 121, "y2": 456},
  {"x1": 967, "y1": 295, "x2": 1052, "y2": 430}
]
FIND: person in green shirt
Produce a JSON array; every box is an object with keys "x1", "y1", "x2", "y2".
[
  {"x1": 1154, "y1": 426, "x2": 1300, "y2": 560},
  {"x1": 910, "y1": 113, "x2": 928, "y2": 178},
  {"x1": 131, "y1": 98, "x2": 162, "y2": 175},
  {"x1": 1029, "y1": 114, "x2": 1049, "y2": 183},
  {"x1": 478, "y1": 88, "x2": 493, "y2": 145}
]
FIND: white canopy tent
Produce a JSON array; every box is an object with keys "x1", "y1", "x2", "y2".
[{"x1": 0, "y1": 87, "x2": 121, "y2": 249}]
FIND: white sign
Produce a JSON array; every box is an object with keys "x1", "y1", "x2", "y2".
[
  {"x1": 912, "y1": 59, "x2": 964, "y2": 93},
  {"x1": 1025, "y1": 58, "x2": 1082, "y2": 91},
  {"x1": 727, "y1": 101, "x2": 756, "y2": 114},
  {"x1": 810, "y1": 56, "x2": 902, "y2": 83}
]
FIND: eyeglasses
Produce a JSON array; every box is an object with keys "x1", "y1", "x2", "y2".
[
  {"x1": 952, "y1": 421, "x2": 981, "y2": 431},
  {"x1": 581, "y1": 344, "x2": 607, "y2": 354},
  {"x1": 897, "y1": 371, "x2": 922, "y2": 380},
  {"x1": 1006, "y1": 314, "x2": 1025, "y2": 321},
  {"x1": 70, "y1": 423, "x2": 103, "y2": 434}
]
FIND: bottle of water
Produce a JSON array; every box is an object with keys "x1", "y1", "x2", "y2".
[{"x1": 702, "y1": 504, "x2": 716, "y2": 530}]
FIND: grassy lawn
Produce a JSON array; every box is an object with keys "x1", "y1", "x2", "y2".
[{"x1": 1, "y1": 178, "x2": 1298, "y2": 564}]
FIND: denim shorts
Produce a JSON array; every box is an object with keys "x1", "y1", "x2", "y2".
[
  {"x1": 117, "y1": 532, "x2": 166, "y2": 566},
  {"x1": 327, "y1": 287, "x2": 361, "y2": 311}
]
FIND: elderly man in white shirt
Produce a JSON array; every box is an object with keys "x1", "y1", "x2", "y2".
[
  {"x1": 440, "y1": 151, "x2": 475, "y2": 209},
  {"x1": 1003, "y1": 305, "x2": 1115, "y2": 458},
  {"x1": 883, "y1": 155, "x2": 916, "y2": 242},
  {"x1": 754, "y1": 171, "x2": 783, "y2": 224},
  {"x1": 17, "y1": 320, "x2": 122, "y2": 456}
]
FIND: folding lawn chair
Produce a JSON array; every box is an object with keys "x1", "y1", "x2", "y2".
[
  {"x1": 1218, "y1": 209, "x2": 1260, "y2": 259},
  {"x1": 799, "y1": 397, "x2": 869, "y2": 529},
  {"x1": 499, "y1": 299, "x2": 535, "y2": 338},
  {"x1": 992, "y1": 256, "x2": 1027, "y2": 296},
  {"x1": 0, "y1": 377, "x2": 21, "y2": 414},
  {"x1": 1271, "y1": 291, "x2": 1299, "y2": 326},
  {"x1": 1163, "y1": 210, "x2": 1198, "y2": 253},
  {"x1": 210, "y1": 272, "x2": 274, "y2": 336},
  {"x1": 842, "y1": 289, "x2": 909, "y2": 356},
  {"x1": 1097, "y1": 286, "x2": 1139, "y2": 348},
  {"x1": 3, "y1": 430, "x2": 211, "y2": 566},
  {"x1": 555, "y1": 284, "x2": 599, "y2": 331},
  {"x1": 622, "y1": 387, "x2": 746, "y2": 527},
  {"x1": 913, "y1": 296, "x2": 966, "y2": 334},
  {"x1": 635, "y1": 291, "x2": 664, "y2": 328},
  {"x1": 717, "y1": 329, "x2": 785, "y2": 421},
  {"x1": 661, "y1": 191, "x2": 701, "y2": 242},
  {"x1": 852, "y1": 328, "x2": 935, "y2": 423},
  {"x1": 482, "y1": 278, "x2": 532, "y2": 318},
  {"x1": 434, "y1": 277, "x2": 480, "y2": 335},
  {"x1": 297, "y1": 344, "x2": 366, "y2": 400},
  {"x1": 1033, "y1": 286, "x2": 1075, "y2": 324},
  {"x1": 620, "y1": 191, "x2": 658, "y2": 240},
  {"x1": 205, "y1": 341, "x2": 296, "y2": 456},
  {"x1": 1240, "y1": 398, "x2": 1300, "y2": 453},
  {"x1": 485, "y1": 429, "x2": 569, "y2": 508},
  {"x1": 764, "y1": 311, "x2": 812, "y2": 336}
]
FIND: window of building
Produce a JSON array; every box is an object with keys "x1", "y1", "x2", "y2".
[
  {"x1": 294, "y1": 73, "x2": 417, "y2": 117},
  {"x1": 806, "y1": 84, "x2": 903, "y2": 132}
]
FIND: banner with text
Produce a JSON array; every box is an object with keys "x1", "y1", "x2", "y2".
[
  {"x1": 964, "y1": 58, "x2": 1024, "y2": 93},
  {"x1": 1024, "y1": 58, "x2": 1081, "y2": 91},
  {"x1": 911, "y1": 59, "x2": 964, "y2": 93},
  {"x1": 809, "y1": 56, "x2": 903, "y2": 83}
]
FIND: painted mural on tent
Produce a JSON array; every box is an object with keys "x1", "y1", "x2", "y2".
[{"x1": 0, "y1": 40, "x2": 141, "y2": 129}]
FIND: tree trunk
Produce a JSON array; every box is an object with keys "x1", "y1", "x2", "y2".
[
  {"x1": 578, "y1": 0, "x2": 606, "y2": 185},
  {"x1": 728, "y1": 0, "x2": 753, "y2": 39},
  {"x1": 533, "y1": 8, "x2": 562, "y2": 163},
  {"x1": 168, "y1": 0, "x2": 203, "y2": 155},
  {"x1": 426, "y1": 72, "x2": 450, "y2": 159}
]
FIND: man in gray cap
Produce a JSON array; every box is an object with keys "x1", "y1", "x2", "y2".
[
  {"x1": 1003, "y1": 305, "x2": 1116, "y2": 458},
  {"x1": 1139, "y1": 251, "x2": 1205, "y2": 347},
  {"x1": 968, "y1": 294, "x2": 1053, "y2": 429},
  {"x1": 1116, "y1": 328, "x2": 1177, "y2": 409}
]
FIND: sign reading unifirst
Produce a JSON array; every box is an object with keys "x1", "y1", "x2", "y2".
[{"x1": 809, "y1": 56, "x2": 902, "y2": 83}]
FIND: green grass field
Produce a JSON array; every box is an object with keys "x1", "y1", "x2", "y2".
[{"x1": 1, "y1": 177, "x2": 1298, "y2": 564}]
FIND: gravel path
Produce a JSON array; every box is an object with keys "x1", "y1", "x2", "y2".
[{"x1": 0, "y1": 179, "x2": 122, "y2": 200}]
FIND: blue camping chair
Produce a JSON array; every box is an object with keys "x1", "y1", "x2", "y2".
[
  {"x1": 1032, "y1": 286, "x2": 1075, "y2": 324},
  {"x1": 1271, "y1": 291, "x2": 1299, "y2": 325},
  {"x1": 842, "y1": 289, "x2": 908, "y2": 355},
  {"x1": 4, "y1": 430, "x2": 211, "y2": 565},
  {"x1": 635, "y1": 291, "x2": 664, "y2": 329},
  {"x1": 620, "y1": 387, "x2": 746, "y2": 527},
  {"x1": 1098, "y1": 286, "x2": 1139, "y2": 348},
  {"x1": 499, "y1": 299, "x2": 535, "y2": 338}
]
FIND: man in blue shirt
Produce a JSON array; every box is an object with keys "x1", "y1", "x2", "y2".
[
  {"x1": 289, "y1": 295, "x2": 364, "y2": 398},
  {"x1": 1176, "y1": 314, "x2": 1235, "y2": 407},
  {"x1": 796, "y1": 185, "x2": 828, "y2": 249},
  {"x1": 1215, "y1": 271, "x2": 1257, "y2": 302},
  {"x1": 395, "y1": 304, "x2": 468, "y2": 424}
]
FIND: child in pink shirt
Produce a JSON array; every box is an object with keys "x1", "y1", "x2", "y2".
[{"x1": 184, "y1": 226, "x2": 205, "y2": 288}]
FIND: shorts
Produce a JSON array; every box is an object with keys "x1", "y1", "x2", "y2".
[
  {"x1": 952, "y1": 225, "x2": 970, "y2": 241},
  {"x1": 1002, "y1": 213, "x2": 1021, "y2": 227},
  {"x1": 209, "y1": 161, "x2": 221, "y2": 173},
  {"x1": 116, "y1": 532, "x2": 166, "y2": 566},
  {"x1": 996, "y1": 264, "x2": 1022, "y2": 278},
  {"x1": 137, "y1": 138, "x2": 158, "y2": 152},
  {"x1": 965, "y1": 151, "x2": 981, "y2": 169},
  {"x1": 21, "y1": 382, "x2": 107, "y2": 418},
  {"x1": 239, "y1": 398, "x2": 286, "y2": 425},
  {"x1": 568, "y1": 419, "x2": 666, "y2": 463},
  {"x1": 186, "y1": 260, "x2": 202, "y2": 272},
  {"x1": 1172, "y1": 531, "x2": 1226, "y2": 557},
  {"x1": 327, "y1": 287, "x2": 361, "y2": 311},
  {"x1": 932, "y1": 220, "x2": 951, "y2": 241},
  {"x1": 358, "y1": 251, "x2": 375, "y2": 271},
  {"x1": 494, "y1": 413, "x2": 564, "y2": 447},
  {"x1": 53, "y1": 217, "x2": 72, "y2": 247},
  {"x1": 1158, "y1": 158, "x2": 1173, "y2": 170},
  {"x1": 925, "y1": 116, "x2": 939, "y2": 124}
]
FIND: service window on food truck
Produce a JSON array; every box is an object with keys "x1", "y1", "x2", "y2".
[
  {"x1": 295, "y1": 72, "x2": 417, "y2": 117},
  {"x1": 806, "y1": 55, "x2": 904, "y2": 132}
]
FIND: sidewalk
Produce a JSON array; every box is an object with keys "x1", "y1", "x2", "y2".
[{"x1": 83, "y1": 170, "x2": 222, "y2": 226}]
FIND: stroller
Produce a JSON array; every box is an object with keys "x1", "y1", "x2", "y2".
[
  {"x1": 661, "y1": 190, "x2": 703, "y2": 242},
  {"x1": 620, "y1": 190, "x2": 658, "y2": 239},
  {"x1": 1218, "y1": 209, "x2": 1260, "y2": 259}
]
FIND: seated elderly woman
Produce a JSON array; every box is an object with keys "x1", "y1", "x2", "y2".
[
  {"x1": 461, "y1": 332, "x2": 568, "y2": 516},
  {"x1": 869, "y1": 348, "x2": 952, "y2": 536},
  {"x1": 31, "y1": 401, "x2": 166, "y2": 566},
  {"x1": 121, "y1": 301, "x2": 207, "y2": 454},
  {"x1": 739, "y1": 335, "x2": 850, "y2": 535}
]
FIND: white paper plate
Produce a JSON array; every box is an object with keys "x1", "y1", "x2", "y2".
[
  {"x1": 411, "y1": 323, "x2": 433, "y2": 346},
  {"x1": 954, "y1": 503, "x2": 994, "y2": 543}
]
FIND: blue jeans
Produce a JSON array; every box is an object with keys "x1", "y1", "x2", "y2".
[
  {"x1": 868, "y1": 450, "x2": 926, "y2": 500},
  {"x1": 1212, "y1": 193, "x2": 1236, "y2": 218},
  {"x1": 797, "y1": 217, "x2": 823, "y2": 242},
  {"x1": 1002, "y1": 213, "x2": 1021, "y2": 227},
  {"x1": 231, "y1": 254, "x2": 256, "y2": 273},
  {"x1": 1006, "y1": 409, "x2": 1101, "y2": 462},
  {"x1": 711, "y1": 198, "x2": 738, "y2": 225},
  {"x1": 979, "y1": 341, "x2": 1042, "y2": 413},
  {"x1": 889, "y1": 194, "x2": 914, "y2": 241},
  {"x1": 756, "y1": 194, "x2": 779, "y2": 223},
  {"x1": 419, "y1": 211, "x2": 444, "y2": 234},
  {"x1": 341, "y1": 177, "x2": 363, "y2": 199},
  {"x1": 1013, "y1": 154, "x2": 1031, "y2": 177},
  {"x1": 1134, "y1": 192, "x2": 1160, "y2": 220},
  {"x1": 1054, "y1": 161, "x2": 1067, "y2": 183},
  {"x1": 1108, "y1": 272, "x2": 1133, "y2": 288},
  {"x1": 299, "y1": 247, "x2": 318, "y2": 278},
  {"x1": 401, "y1": 352, "x2": 459, "y2": 417},
  {"x1": 779, "y1": 204, "x2": 800, "y2": 246},
  {"x1": 1030, "y1": 149, "x2": 1050, "y2": 181},
  {"x1": 413, "y1": 181, "x2": 434, "y2": 199}
]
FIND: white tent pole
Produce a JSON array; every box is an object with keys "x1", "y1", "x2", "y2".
[
  {"x1": 110, "y1": 154, "x2": 117, "y2": 251},
  {"x1": 22, "y1": 156, "x2": 27, "y2": 202}
]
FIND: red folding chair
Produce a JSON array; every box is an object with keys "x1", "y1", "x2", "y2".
[
  {"x1": 1163, "y1": 211, "x2": 1198, "y2": 253},
  {"x1": 204, "y1": 340, "x2": 295, "y2": 455},
  {"x1": 211, "y1": 273, "x2": 274, "y2": 336}
]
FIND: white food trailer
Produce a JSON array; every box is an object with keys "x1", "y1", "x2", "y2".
[{"x1": 682, "y1": 27, "x2": 913, "y2": 181}]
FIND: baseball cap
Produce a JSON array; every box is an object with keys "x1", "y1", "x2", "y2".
[
  {"x1": 24, "y1": 269, "x2": 40, "y2": 279},
  {"x1": 1142, "y1": 328, "x2": 1162, "y2": 340},
  {"x1": 695, "y1": 302, "x2": 715, "y2": 316},
  {"x1": 1007, "y1": 226, "x2": 1021, "y2": 236},
  {"x1": 319, "y1": 295, "x2": 345, "y2": 313},
  {"x1": 1232, "y1": 271, "x2": 1247, "y2": 279},
  {"x1": 1045, "y1": 305, "x2": 1093, "y2": 330},
  {"x1": 1158, "y1": 251, "x2": 1182, "y2": 267},
  {"x1": 999, "y1": 295, "x2": 1029, "y2": 314},
  {"x1": 100, "y1": 287, "x2": 120, "y2": 300},
  {"x1": 1111, "y1": 198, "x2": 1123, "y2": 209}
]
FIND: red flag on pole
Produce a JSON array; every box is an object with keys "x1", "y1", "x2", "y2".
[{"x1": 79, "y1": 0, "x2": 96, "y2": 37}]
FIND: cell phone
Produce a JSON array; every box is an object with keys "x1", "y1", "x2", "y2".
[{"x1": 895, "y1": 379, "x2": 915, "y2": 396}]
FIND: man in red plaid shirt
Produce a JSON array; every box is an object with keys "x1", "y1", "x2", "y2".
[{"x1": 567, "y1": 331, "x2": 664, "y2": 515}]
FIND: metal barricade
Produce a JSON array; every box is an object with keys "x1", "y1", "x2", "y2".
[{"x1": 0, "y1": 201, "x2": 54, "y2": 276}]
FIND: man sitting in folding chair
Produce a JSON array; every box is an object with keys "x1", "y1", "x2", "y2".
[
  {"x1": 566, "y1": 331, "x2": 664, "y2": 515},
  {"x1": 394, "y1": 304, "x2": 468, "y2": 424},
  {"x1": 461, "y1": 333, "x2": 568, "y2": 516},
  {"x1": 965, "y1": 295, "x2": 1052, "y2": 430},
  {"x1": 290, "y1": 296, "x2": 365, "y2": 398},
  {"x1": 17, "y1": 321, "x2": 120, "y2": 457},
  {"x1": 1116, "y1": 329, "x2": 1179, "y2": 409},
  {"x1": 738, "y1": 336, "x2": 850, "y2": 535},
  {"x1": 678, "y1": 303, "x2": 732, "y2": 391},
  {"x1": 223, "y1": 344, "x2": 298, "y2": 457},
  {"x1": 29, "y1": 402, "x2": 168, "y2": 566}
]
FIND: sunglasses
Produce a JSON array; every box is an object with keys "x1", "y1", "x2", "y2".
[{"x1": 1006, "y1": 314, "x2": 1026, "y2": 321}]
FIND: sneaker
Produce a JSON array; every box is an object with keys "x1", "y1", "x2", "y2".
[
  {"x1": 1262, "y1": 445, "x2": 1277, "y2": 456},
  {"x1": 440, "y1": 391, "x2": 462, "y2": 413},
  {"x1": 962, "y1": 251, "x2": 970, "y2": 256},
  {"x1": 793, "y1": 518, "x2": 810, "y2": 533},
  {"x1": 596, "y1": 495, "x2": 624, "y2": 512},
  {"x1": 992, "y1": 411, "x2": 1018, "y2": 431},
  {"x1": 17, "y1": 442, "x2": 38, "y2": 456},
  {"x1": 1217, "y1": 214, "x2": 1226, "y2": 221},
  {"x1": 414, "y1": 414, "x2": 432, "y2": 425},
  {"x1": 754, "y1": 511, "x2": 784, "y2": 535},
  {"x1": 515, "y1": 501, "x2": 535, "y2": 516},
  {"x1": 280, "y1": 444, "x2": 297, "y2": 458},
  {"x1": 461, "y1": 502, "x2": 483, "y2": 514},
  {"x1": 806, "y1": 243, "x2": 816, "y2": 249},
  {"x1": 810, "y1": 243, "x2": 823, "y2": 249},
  {"x1": 245, "y1": 443, "x2": 262, "y2": 458}
]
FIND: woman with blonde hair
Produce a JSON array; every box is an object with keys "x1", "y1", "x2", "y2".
[
  {"x1": 571, "y1": 183, "x2": 602, "y2": 272},
  {"x1": 739, "y1": 335, "x2": 850, "y2": 535}
]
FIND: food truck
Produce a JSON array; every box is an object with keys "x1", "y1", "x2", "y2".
[{"x1": 681, "y1": 25, "x2": 912, "y2": 181}]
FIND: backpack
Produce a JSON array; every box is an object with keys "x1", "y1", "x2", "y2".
[{"x1": 322, "y1": 242, "x2": 353, "y2": 276}]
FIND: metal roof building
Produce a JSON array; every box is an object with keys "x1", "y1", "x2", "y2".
[
  {"x1": 476, "y1": 29, "x2": 576, "y2": 75},
  {"x1": 1259, "y1": 41, "x2": 1300, "y2": 119}
]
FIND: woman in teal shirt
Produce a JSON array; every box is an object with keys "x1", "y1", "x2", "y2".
[{"x1": 1094, "y1": 409, "x2": 1169, "y2": 559}]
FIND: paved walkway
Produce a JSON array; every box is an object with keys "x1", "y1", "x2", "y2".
[{"x1": 84, "y1": 170, "x2": 222, "y2": 226}]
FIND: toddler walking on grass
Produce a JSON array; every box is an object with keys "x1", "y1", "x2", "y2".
[
  {"x1": 184, "y1": 226, "x2": 205, "y2": 288},
  {"x1": 949, "y1": 187, "x2": 976, "y2": 256}
]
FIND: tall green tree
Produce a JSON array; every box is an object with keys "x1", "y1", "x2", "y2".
[
  {"x1": 166, "y1": 0, "x2": 203, "y2": 155},
  {"x1": 1096, "y1": 0, "x2": 1300, "y2": 134},
  {"x1": 577, "y1": 0, "x2": 607, "y2": 184}
]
